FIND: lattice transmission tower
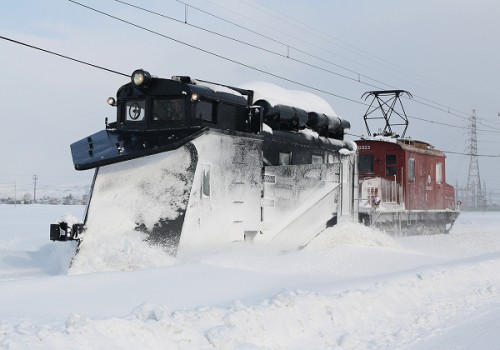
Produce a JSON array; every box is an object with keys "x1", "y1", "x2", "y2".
[{"x1": 465, "y1": 110, "x2": 485, "y2": 209}]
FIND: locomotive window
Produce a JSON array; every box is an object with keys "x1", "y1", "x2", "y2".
[
  {"x1": 386, "y1": 154, "x2": 396, "y2": 165},
  {"x1": 196, "y1": 101, "x2": 214, "y2": 122},
  {"x1": 312, "y1": 155, "x2": 323, "y2": 164},
  {"x1": 279, "y1": 152, "x2": 291, "y2": 165},
  {"x1": 385, "y1": 154, "x2": 397, "y2": 177},
  {"x1": 408, "y1": 158, "x2": 415, "y2": 181},
  {"x1": 386, "y1": 166, "x2": 397, "y2": 176},
  {"x1": 436, "y1": 162, "x2": 443, "y2": 184},
  {"x1": 152, "y1": 99, "x2": 185, "y2": 121},
  {"x1": 125, "y1": 100, "x2": 146, "y2": 122},
  {"x1": 359, "y1": 154, "x2": 373, "y2": 173}
]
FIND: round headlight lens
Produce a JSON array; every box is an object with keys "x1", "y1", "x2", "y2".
[
  {"x1": 131, "y1": 69, "x2": 151, "y2": 87},
  {"x1": 132, "y1": 72, "x2": 145, "y2": 86},
  {"x1": 107, "y1": 97, "x2": 116, "y2": 106}
]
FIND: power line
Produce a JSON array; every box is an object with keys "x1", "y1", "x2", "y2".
[
  {"x1": 168, "y1": 1, "x2": 495, "y2": 127},
  {"x1": 409, "y1": 114, "x2": 500, "y2": 134},
  {"x1": 1, "y1": 31, "x2": 497, "y2": 137},
  {"x1": 3, "y1": 2, "x2": 500, "y2": 136},
  {"x1": 444, "y1": 150, "x2": 500, "y2": 158},
  {"x1": 113, "y1": 0, "x2": 380, "y2": 89},
  {"x1": 65, "y1": 0, "x2": 365, "y2": 105},
  {"x1": 0, "y1": 31, "x2": 361, "y2": 108},
  {"x1": 67, "y1": 0, "x2": 500, "y2": 135},
  {"x1": 235, "y1": 0, "x2": 500, "y2": 117},
  {"x1": 0, "y1": 35, "x2": 129, "y2": 77}
]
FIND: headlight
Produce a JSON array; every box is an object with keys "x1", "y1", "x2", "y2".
[
  {"x1": 107, "y1": 97, "x2": 116, "y2": 106},
  {"x1": 131, "y1": 69, "x2": 151, "y2": 88}
]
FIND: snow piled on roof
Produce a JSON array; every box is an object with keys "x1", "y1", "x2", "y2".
[
  {"x1": 240, "y1": 81, "x2": 338, "y2": 116},
  {"x1": 194, "y1": 80, "x2": 244, "y2": 96},
  {"x1": 361, "y1": 134, "x2": 399, "y2": 143}
]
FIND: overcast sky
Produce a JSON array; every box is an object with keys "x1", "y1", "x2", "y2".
[{"x1": 1, "y1": 0, "x2": 500, "y2": 201}]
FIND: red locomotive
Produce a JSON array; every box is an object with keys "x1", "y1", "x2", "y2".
[{"x1": 356, "y1": 90, "x2": 460, "y2": 234}]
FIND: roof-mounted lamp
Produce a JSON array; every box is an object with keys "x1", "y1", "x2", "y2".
[{"x1": 131, "y1": 69, "x2": 151, "y2": 89}]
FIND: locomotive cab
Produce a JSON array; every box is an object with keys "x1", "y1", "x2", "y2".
[
  {"x1": 71, "y1": 70, "x2": 259, "y2": 170},
  {"x1": 115, "y1": 70, "x2": 257, "y2": 133}
]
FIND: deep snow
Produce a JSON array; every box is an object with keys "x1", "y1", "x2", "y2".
[{"x1": 1, "y1": 204, "x2": 499, "y2": 349}]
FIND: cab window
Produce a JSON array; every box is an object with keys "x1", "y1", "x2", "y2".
[
  {"x1": 152, "y1": 99, "x2": 185, "y2": 121},
  {"x1": 359, "y1": 154, "x2": 373, "y2": 173},
  {"x1": 385, "y1": 154, "x2": 397, "y2": 176},
  {"x1": 196, "y1": 101, "x2": 214, "y2": 122}
]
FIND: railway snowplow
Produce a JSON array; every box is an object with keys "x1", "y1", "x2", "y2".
[{"x1": 50, "y1": 70, "x2": 357, "y2": 255}]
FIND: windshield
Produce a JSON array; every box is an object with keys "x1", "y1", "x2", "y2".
[{"x1": 153, "y1": 99, "x2": 185, "y2": 121}]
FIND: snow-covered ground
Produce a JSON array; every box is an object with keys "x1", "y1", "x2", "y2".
[{"x1": 1, "y1": 204, "x2": 499, "y2": 349}]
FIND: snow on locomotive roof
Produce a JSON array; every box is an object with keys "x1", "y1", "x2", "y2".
[
  {"x1": 240, "y1": 81, "x2": 338, "y2": 116},
  {"x1": 189, "y1": 79, "x2": 338, "y2": 118},
  {"x1": 361, "y1": 135, "x2": 435, "y2": 149},
  {"x1": 358, "y1": 136, "x2": 444, "y2": 156},
  {"x1": 193, "y1": 79, "x2": 244, "y2": 96}
]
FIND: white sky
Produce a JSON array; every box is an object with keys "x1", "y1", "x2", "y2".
[{"x1": 1, "y1": 0, "x2": 500, "y2": 201}]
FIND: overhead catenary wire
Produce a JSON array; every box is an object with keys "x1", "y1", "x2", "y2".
[
  {"x1": 113, "y1": 0, "x2": 381, "y2": 90},
  {"x1": 409, "y1": 114, "x2": 500, "y2": 133},
  {"x1": 2, "y1": 2, "x2": 499, "y2": 136},
  {"x1": 126, "y1": 0, "x2": 479, "y2": 123},
  {"x1": 189, "y1": 0, "x2": 492, "y2": 118},
  {"x1": 441, "y1": 150, "x2": 500, "y2": 158},
  {"x1": 203, "y1": 0, "x2": 500, "y2": 132},
  {"x1": 0, "y1": 19, "x2": 495, "y2": 137},
  {"x1": 0, "y1": 44, "x2": 497, "y2": 153},
  {"x1": 232, "y1": 0, "x2": 500, "y2": 117},
  {"x1": 65, "y1": 0, "x2": 500, "y2": 134},
  {"x1": 65, "y1": 0, "x2": 365, "y2": 105},
  {"x1": 163, "y1": 0, "x2": 497, "y2": 127},
  {"x1": 0, "y1": 22, "x2": 362, "y2": 108},
  {"x1": 196, "y1": 0, "x2": 406, "y2": 86},
  {"x1": 0, "y1": 35, "x2": 129, "y2": 78}
]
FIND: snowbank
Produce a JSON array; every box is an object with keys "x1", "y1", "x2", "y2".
[{"x1": 1, "y1": 207, "x2": 500, "y2": 349}]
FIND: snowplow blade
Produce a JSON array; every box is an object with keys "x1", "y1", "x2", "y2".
[{"x1": 71, "y1": 127, "x2": 206, "y2": 170}]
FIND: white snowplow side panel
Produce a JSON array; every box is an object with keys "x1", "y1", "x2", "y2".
[
  {"x1": 259, "y1": 162, "x2": 341, "y2": 249},
  {"x1": 178, "y1": 131, "x2": 263, "y2": 253}
]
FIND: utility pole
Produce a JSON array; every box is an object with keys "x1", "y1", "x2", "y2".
[
  {"x1": 33, "y1": 174, "x2": 38, "y2": 204},
  {"x1": 465, "y1": 110, "x2": 485, "y2": 210}
]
